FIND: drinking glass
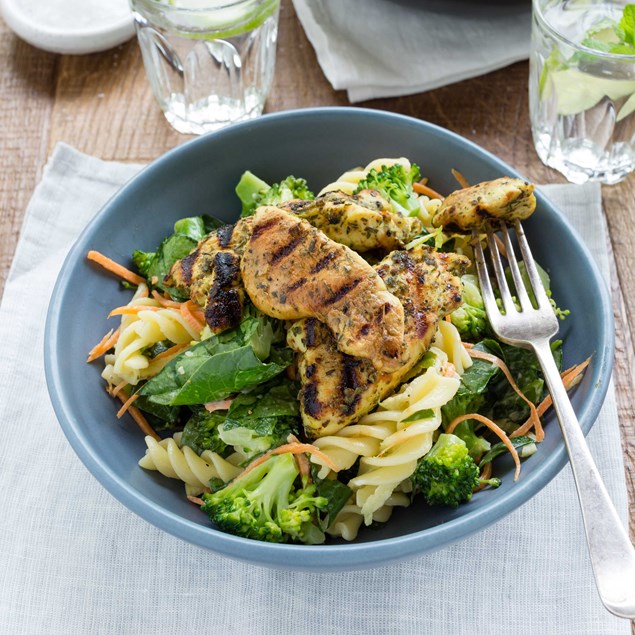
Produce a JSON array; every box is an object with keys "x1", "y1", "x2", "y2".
[
  {"x1": 529, "y1": 0, "x2": 635, "y2": 184},
  {"x1": 130, "y1": 0, "x2": 280, "y2": 134}
]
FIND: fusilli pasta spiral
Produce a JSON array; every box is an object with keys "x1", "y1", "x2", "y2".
[
  {"x1": 102, "y1": 284, "x2": 203, "y2": 386},
  {"x1": 326, "y1": 490, "x2": 410, "y2": 541},
  {"x1": 138, "y1": 433, "x2": 242, "y2": 496},
  {"x1": 432, "y1": 320, "x2": 472, "y2": 376},
  {"x1": 312, "y1": 349, "x2": 461, "y2": 532}
]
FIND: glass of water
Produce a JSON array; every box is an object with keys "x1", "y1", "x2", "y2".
[
  {"x1": 130, "y1": 0, "x2": 280, "y2": 134},
  {"x1": 529, "y1": 0, "x2": 635, "y2": 184}
]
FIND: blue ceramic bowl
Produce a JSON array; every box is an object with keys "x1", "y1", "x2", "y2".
[{"x1": 44, "y1": 108, "x2": 614, "y2": 570}]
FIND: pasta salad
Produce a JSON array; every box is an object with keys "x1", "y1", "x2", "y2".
[{"x1": 86, "y1": 158, "x2": 587, "y2": 545}]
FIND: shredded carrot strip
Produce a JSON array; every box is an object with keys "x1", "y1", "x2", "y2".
[
  {"x1": 86, "y1": 250, "x2": 145, "y2": 286},
  {"x1": 111, "y1": 390, "x2": 159, "y2": 440},
  {"x1": 86, "y1": 327, "x2": 120, "y2": 362},
  {"x1": 272, "y1": 443, "x2": 337, "y2": 470},
  {"x1": 151, "y1": 342, "x2": 190, "y2": 363},
  {"x1": 493, "y1": 234, "x2": 508, "y2": 260},
  {"x1": 151, "y1": 290, "x2": 182, "y2": 308},
  {"x1": 467, "y1": 348, "x2": 543, "y2": 441},
  {"x1": 181, "y1": 301, "x2": 205, "y2": 333},
  {"x1": 117, "y1": 392, "x2": 140, "y2": 418},
  {"x1": 108, "y1": 305, "x2": 162, "y2": 317},
  {"x1": 287, "y1": 435, "x2": 311, "y2": 480},
  {"x1": 447, "y1": 413, "x2": 521, "y2": 481},
  {"x1": 511, "y1": 356, "x2": 591, "y2": 438},
  {"x1": 187, "y1": 495, "x2": 205, "y2": 506},
  {"x1": 560, "y1": 357, "x2": 591, "y2": 389},
  {"x1": 451, "y1": 168, "x2": 471, "y2": 189},
  {"x1": 294, "y1": 453, "x2": 311, "y2": 480},
  {"x1": 237, "y1": 442, "x2": 338, "y2": 481},
  {"x1": 111, "y1": 380, "x2": 129, "y2": 398},
  {"x1": 413, "y1": 181, "x2": 445, "y2": 200}
]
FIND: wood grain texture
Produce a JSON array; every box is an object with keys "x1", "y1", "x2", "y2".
[
  {"x1": 0, "y1": 1, "x2": 633, "y2": 627},
  {"x1": 0, "y1": 21, "x2": 57, "y2": 290}
]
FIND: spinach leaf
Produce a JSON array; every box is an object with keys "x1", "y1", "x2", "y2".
[
  {"x1": 138, "y1": 318, "x2": 292, "y2": 406},
  {"x1": 223, "y1": 380, "x2": 300, "y2": 427},
  {"x1": 441, "y1": 340, "x2": 501, "y2": 425},
  {"x1": 132, "y1": 215, "x2": 223, "y2": 300},
  {"x1": 120, "y1": 382, "x2": 182, "y2": 431},
  {"x1": 401, "y1": 408, "x2": 435, "y2": 423},
  {"x1": 490, "y1": 340, "x2": 562, "y2": 428},
  {"x1": 132, "y1": 394, "x2": 183, "y2": 431},
  {"x1": 479, "y1": 436, "x2": 537, "y2": 467},
  {"x1": 310, "y1": 466, "x2": 352, "y2": 531},
  {"x1": 180, "y1": 408, "x2": 229, "y2": 456},
  {"x1": 133, "y1": 233, "x2": 196, "y2": 300},
  {"x1": 173, "y1": 216, "x2": 207, "y2": 242},
  {"x1": 202, "y1": 214, "x2": 225, "y2": 233},
  {"x1": 219, "y1": 379, "x2": 300, "y2": 456},
  {"x1": 180, "y1": 378, "x2": 300, "y2": 461}
]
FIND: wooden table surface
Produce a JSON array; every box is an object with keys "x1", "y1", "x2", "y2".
[{"x1": 1, "y1": 0, "x2": 634, "y2": 624}]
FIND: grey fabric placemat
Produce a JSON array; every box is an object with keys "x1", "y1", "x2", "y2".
[
  {"x1": 293, "y1": 0, "x2": 530, "y2": 102},
  {"x1": 0, "y1": 143, "x2": 629, "y2": 634}
]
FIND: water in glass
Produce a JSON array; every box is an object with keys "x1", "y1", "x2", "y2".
[
  {"x1": 530, "y1": 0, "x2": 635, "y2": 184},
  {"x1": 131, "y1": 0, "x2": 280, "y2": 134}
]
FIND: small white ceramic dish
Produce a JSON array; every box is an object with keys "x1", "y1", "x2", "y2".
[{"x1": 0, "y1": 0, "x2": 135, "y2": 55}]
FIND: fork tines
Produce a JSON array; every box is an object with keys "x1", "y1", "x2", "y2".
[{"x1": 471, "y1": 220, "x2": 552, "y2": 317}]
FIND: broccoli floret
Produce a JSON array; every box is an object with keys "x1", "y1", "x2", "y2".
[
  {"x1": 412, "y1": 433, "x2": 482, "y2": 507},
  {"x1": 451, "y1": 420, "x2": 491, "y2": 462},
  {"x1": 235, "y1": 171, "x2": 270, "y2": 216},
  {"x1": 201, "y1": 452, "x2": 328, "y2": 544},
  {"x1": 236, "y1": 171, "x2": 314, "y2": 217},
  {"x1": 353, "y1": 162, "x2": 421, "y2": 216},
  {"x1": 450, "y1": 274, "x2": 491, "y2": 342},
  {"x1": 259, "y1": 176, "x2": 314, "y2": 207},
  {"x1": 218, "y1": 414, "x2": 298, "y2": 462}
]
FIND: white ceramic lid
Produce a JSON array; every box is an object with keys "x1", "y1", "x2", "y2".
[{"x1": 0, "y1": 0, "x2": 136, "y2": 55}]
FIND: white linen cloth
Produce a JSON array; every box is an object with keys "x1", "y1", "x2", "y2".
[
  {"x1": 0, "y1": 143, "x2": 629, "y2": 635},
  {"x1": 292, "y1": 0, "x2": 532, "y2": 102}
]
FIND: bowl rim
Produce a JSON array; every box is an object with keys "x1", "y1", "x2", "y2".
[{"x1": 44, "y1": 106, "x2": 615, "y2": 570}]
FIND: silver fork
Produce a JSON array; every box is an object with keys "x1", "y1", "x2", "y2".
[{"x1": 472, "y1": 219, "x2": 635, "y2": 619}]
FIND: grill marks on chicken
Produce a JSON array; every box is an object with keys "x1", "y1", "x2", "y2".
[
  {"x1": 166, "y1": 217, "x2": 254, "y2": 333},
  {"x1": 432, "y1": 177, "x2": 536, "y2": 232},
  {"x1": 279, "y1": 190, "x2": 422, "y2": 253},
  {"x1": 288, "y1": 246, "x2": 469, "y2": 438},
  {"x1": 241, "y1": 207, "x2": 406, "y2": 372},
  {"x1": 166, "y1": 193, "x2": 422, "y2": 334}
]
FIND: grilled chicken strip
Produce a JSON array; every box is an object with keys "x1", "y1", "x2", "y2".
[
  {"x1": 241, "y1": 207, "x2": 406, "y2": 373},
  {"x1": 279, "y1": 190, "x2": 422, "y2": 253},
  {"x1": 167, "y1": 193, "x2": 422, "y2": 334},
  {"x1": 432, "y1": 177, "x2": 536, "y2": 231},
  {"x1": 165, "y1": 217, "x2": 254, "y2": 333},
  {"x1": 288, "y1": 246, "x2": 469, "y2": 438}
]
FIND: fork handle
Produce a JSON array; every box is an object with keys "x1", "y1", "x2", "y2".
[{"x1": 532, "y1": 338, "x2": 635, "y2": 619}]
